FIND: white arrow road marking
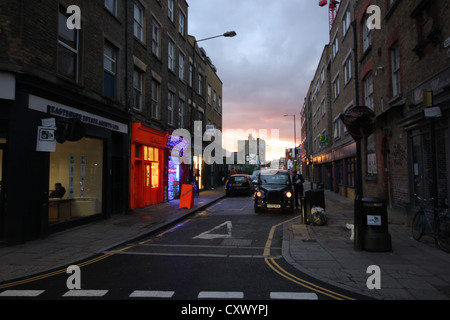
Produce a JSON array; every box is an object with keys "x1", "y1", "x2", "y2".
[{"x1": 193, "y1": 221, "x2": 232, "y2": 240}]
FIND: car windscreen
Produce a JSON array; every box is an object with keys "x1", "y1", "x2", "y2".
[
  {"x1": 230, "y1": 176, "x2": 247, "y2": 183},
  {"x1": 259, "y1": 173, "x2": 289, "y2": 185}
]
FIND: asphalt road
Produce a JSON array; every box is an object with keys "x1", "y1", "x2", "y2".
[{"x1": 0, "y1": 195, "x2": 371, "y2": 314}]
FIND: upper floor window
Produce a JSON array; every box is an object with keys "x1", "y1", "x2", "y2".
[
  {"x1": 168, "y1": 39, "x2": 175, "y2": 72},
  {"x1": 104, "y1": 42, "x2": 117, "y2": 99},
  {"x1": 168, "y1": 0, "x2": 174, "y2": 22},
  {"x1": 390, "y1": 42, "x2": 401, "y2": 97},
  {"x1": 152, "y1": 20, "x2": 160, "y2": 57},
  {"x1": 105, "y1": 0, "x2": 118, "y2": 16},
  {"x1": 364, "y1": 72, "x2": 374, "y2": 110},
  {"x1": 362, "y1": 14, "x2": 372, "y2": 52},
  {"x1": 134, "y1": 3, "x2": 144, "y2": 42},
  {"x1": 179, "y1": 11, "x2": 186, "y2": 36},
  {"x1": 57, "y1": 7, "x2": 80, "y2": 82}
]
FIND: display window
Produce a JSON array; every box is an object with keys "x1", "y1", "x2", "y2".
[{"x1": 49, "y1": 137, "x2": 104, "y2": 224}]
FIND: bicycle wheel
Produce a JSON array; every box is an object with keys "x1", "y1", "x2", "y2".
[
  {"x1": 436, "y1": 217, "x2": 450, "y2": 253},
  {"x1": 412, "y1": 211, "x2": 424, "y2": 241}
]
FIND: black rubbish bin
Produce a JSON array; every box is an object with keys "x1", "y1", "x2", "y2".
[
  {"x1": 361, "y1": 198, "x2": 392, "y2": 252},
  {"x1": 304, "y1": 190, "x2": 326, "y2": 224}
]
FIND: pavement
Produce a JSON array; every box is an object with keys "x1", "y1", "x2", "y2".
[{"x1": 1, "y1": 185, "x2": 450, "y2": 300}]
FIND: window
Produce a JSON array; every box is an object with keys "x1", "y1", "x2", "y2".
[
  {"x1": 168, "y1": 91, "x2": 174, "y2": 125},
  {"x1": 333, "y1": 75, "x2": 340, "y2": 99},
  {"x1": 218, "y1": 97, "x2": 222, "y2": 114},
  {"x1": 133, "y1": 4, "x2": 144, "y2": 42},
  {"x1": 179, "y1": 11, "x2": 186, "y2": 36},
  {"x1": 133, "y1": 69, "x2": 143, "y2": 111},
  {"x1": 366, "y1": 134, "x2": 377, "y2": 177},
  {"x1": 179, "y1": 51, "x2": 185, "y2": 80},
  {"x1": 390, "y1": 42, "x2": 401, "y2": 97},
  {"x1": 332, "y1": 35, "x2": 339, "y2": 58},
  {"x1": 362, "y1": 15, "x2": 372, "y2": 52},
  {"x1": 344, "y1": 55, "x2": 352, "y2": 85},
  {"x1": 198, "y1": 74, "x2": 203, "y2": 95},
  {"x1": 104, "y1": 42, "x2": 117, "y2": 99},
  {"x1": 207, "y1": 85, "x2": 212, "y2": 105},
  {"x1": 334, "y1": 119, "x2": 341, "y2": 139},
  {"x1": 152, "y1": 20, "x2": 160, "y2": 57},
  {"x1": 168, "y1": 39, "x2": 175, "y2": 72},
  {"x1": 151, "y1": 80, "x2": 159, "y2": 119},
  {"x1": 105, "y1": 0, "x2": 117, "y2": 16},
  {"x1": 189, "y1": 64, "x2": 193, "y2": 87},
  {"x1": 178, "y1": 99, "x2": 184, "y2": 128},
  {"x1": 364, "y1": 73, "x2": 374, "y2": 110},
  {"x1": 168, "y1": 0, "x2": 174, "y2": 22},
  {"x1": 57, "y1": 7, "x2": 80, "y2": 82},
  {"x1": 213, "y1": 91, "x2": 217, "y2": 110},
  {"x1": 49, "y1": 138, "x2": 104, "y2": 224},
  {"x1": 342, "y1": 8, "x2": 351, "y2": 35},
  {"x1": 144, "y1": 147, "x2": 159, "y2": 189}
]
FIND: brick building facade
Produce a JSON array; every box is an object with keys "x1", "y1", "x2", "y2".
[
  {"x1": 302, "y1": 0, "x2": 450, "y2": 223},
  {"x1": 0, "y1": 0, "x2": 224, "y2": 245}
]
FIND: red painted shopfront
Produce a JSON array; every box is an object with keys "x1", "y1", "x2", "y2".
[{"x1": 130, "y1": 122, "x2": 168, "y2": 210}]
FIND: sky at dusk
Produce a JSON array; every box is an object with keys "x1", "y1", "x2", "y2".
[{"x1": 187, "y1": 0, "x2": 331, "y2": 160}]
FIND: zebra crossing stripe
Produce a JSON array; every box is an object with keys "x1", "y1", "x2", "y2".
[
  {"x1": 0, "y1": 290, "x2": 45, "y2": 297},
  {"x1": 130, "y1": 290, "x2": 175, "y2": 298},
  {"x1": 198, "y1": 291, "x2": 244, "y2": 299},
  {"x1": 62, "y1": 290, "x2": 108, "y2": 297},
  {"x1": 270, "y1": 292, "x2": 319, "y2": 300}
]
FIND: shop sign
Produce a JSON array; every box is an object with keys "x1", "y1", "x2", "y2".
[
  {"x1": 29, "y1": 95, "x2": 128, "y2": 134},
  {"x1": 36, "y1": 118, "x2": 56, "y2": 152}
]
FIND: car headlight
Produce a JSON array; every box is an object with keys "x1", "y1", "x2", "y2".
[
  {"x1": 285, "y1": 191, "x2": 293, "y2": 198},
  {"x1": 256, "y1": 191, "x2": 263, "y2": 198}
]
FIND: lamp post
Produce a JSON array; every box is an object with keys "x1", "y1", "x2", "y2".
[
  {"x1": 284, "y1": 114, "x2": 297, "y2": 171},
  {"x1": 189, "y1": 31, "x2": 237, "y2": 184}
]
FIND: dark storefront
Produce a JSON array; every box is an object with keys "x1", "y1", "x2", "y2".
[{"x1": 0, "y1": 74, "x2": 129, "y2": 245}]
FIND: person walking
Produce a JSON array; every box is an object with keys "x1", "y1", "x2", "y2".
[{"x1": 292, "y1": 170, "x2": 305, "y2": 210}]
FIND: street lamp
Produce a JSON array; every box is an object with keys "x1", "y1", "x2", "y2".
[
  {"x1": 284, "y1": 114, "x2": 297, "y2": 170},
  {"x1": 197, "y1": 31, "x2": 237, "y2": 42}
]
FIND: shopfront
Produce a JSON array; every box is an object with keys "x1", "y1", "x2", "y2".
[
  {"x1": 130, "y1": 122, "x2": 168, "y2": 210},
  {"x1": 0, "y1": 88, "x2": 129, "y2": 245}
]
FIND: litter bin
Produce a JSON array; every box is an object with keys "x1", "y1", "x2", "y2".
[
  {"x1": 362, "y1": 198, "x2": 392, "y2": 252},
  {"x1": 303, "y1": 190, "x2": 326, "y2": 224}
]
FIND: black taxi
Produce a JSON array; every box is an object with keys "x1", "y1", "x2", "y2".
[{"x1": 253, "y1": 169, "x2": 294, "y2": 214}]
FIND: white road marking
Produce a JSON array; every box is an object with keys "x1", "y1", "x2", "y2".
[
  {"x1": 0, "y1": 290, "x2": 45, "y2": 297},
  {"x1": 62, "y1": 290, "x2": 108, "y2": 297},
  {"x1": 270, "y1": 292, "x2": 319, "y2": 300},
  {"x1": 198, "y1": 291, "x2": 244, "y2": 299},
  {"x1": 193, "y1": 221, "x2": 233, "y2": 240},
  {"x1": 130, "y1": 290, "x2": 175, "y2": 298}
]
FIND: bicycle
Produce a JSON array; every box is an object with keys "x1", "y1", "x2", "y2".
[{"x1": 411, "y1": 194, "x2": 450, "y2": 253}]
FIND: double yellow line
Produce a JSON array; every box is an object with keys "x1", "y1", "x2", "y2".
[
  {"x1": 263, "y1": 215, "x2": 356, "y2": 301},
  {"x1": 0, "y1": 252, "x2": 116, "y2": 290},
  {"x1": 265, "y1": 257, "x2": 355, "y2": 300}
]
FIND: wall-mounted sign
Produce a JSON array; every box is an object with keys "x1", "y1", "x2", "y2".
[{"x1": 29, "y1": 95, "x2": 128, "y2": 134}]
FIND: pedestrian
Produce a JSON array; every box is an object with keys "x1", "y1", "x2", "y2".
[
  {"x1": 292, "y1": 170, "x2": 305, "y2": 210},
  {"x1": 49, "y1": 183, "x2": 66, "y2": 199}
]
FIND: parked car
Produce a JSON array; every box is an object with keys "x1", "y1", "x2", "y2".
[
  {"x1": 225, "y1": 174, "x2": 254, "y2": 197},
  {"x1": 254, "y1": 169, "x2": 294, "y2": 214}
]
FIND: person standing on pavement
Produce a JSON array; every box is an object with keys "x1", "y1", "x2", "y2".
[{"x1": 292, "y1": 170, "x2": 305, "y2": 210}]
